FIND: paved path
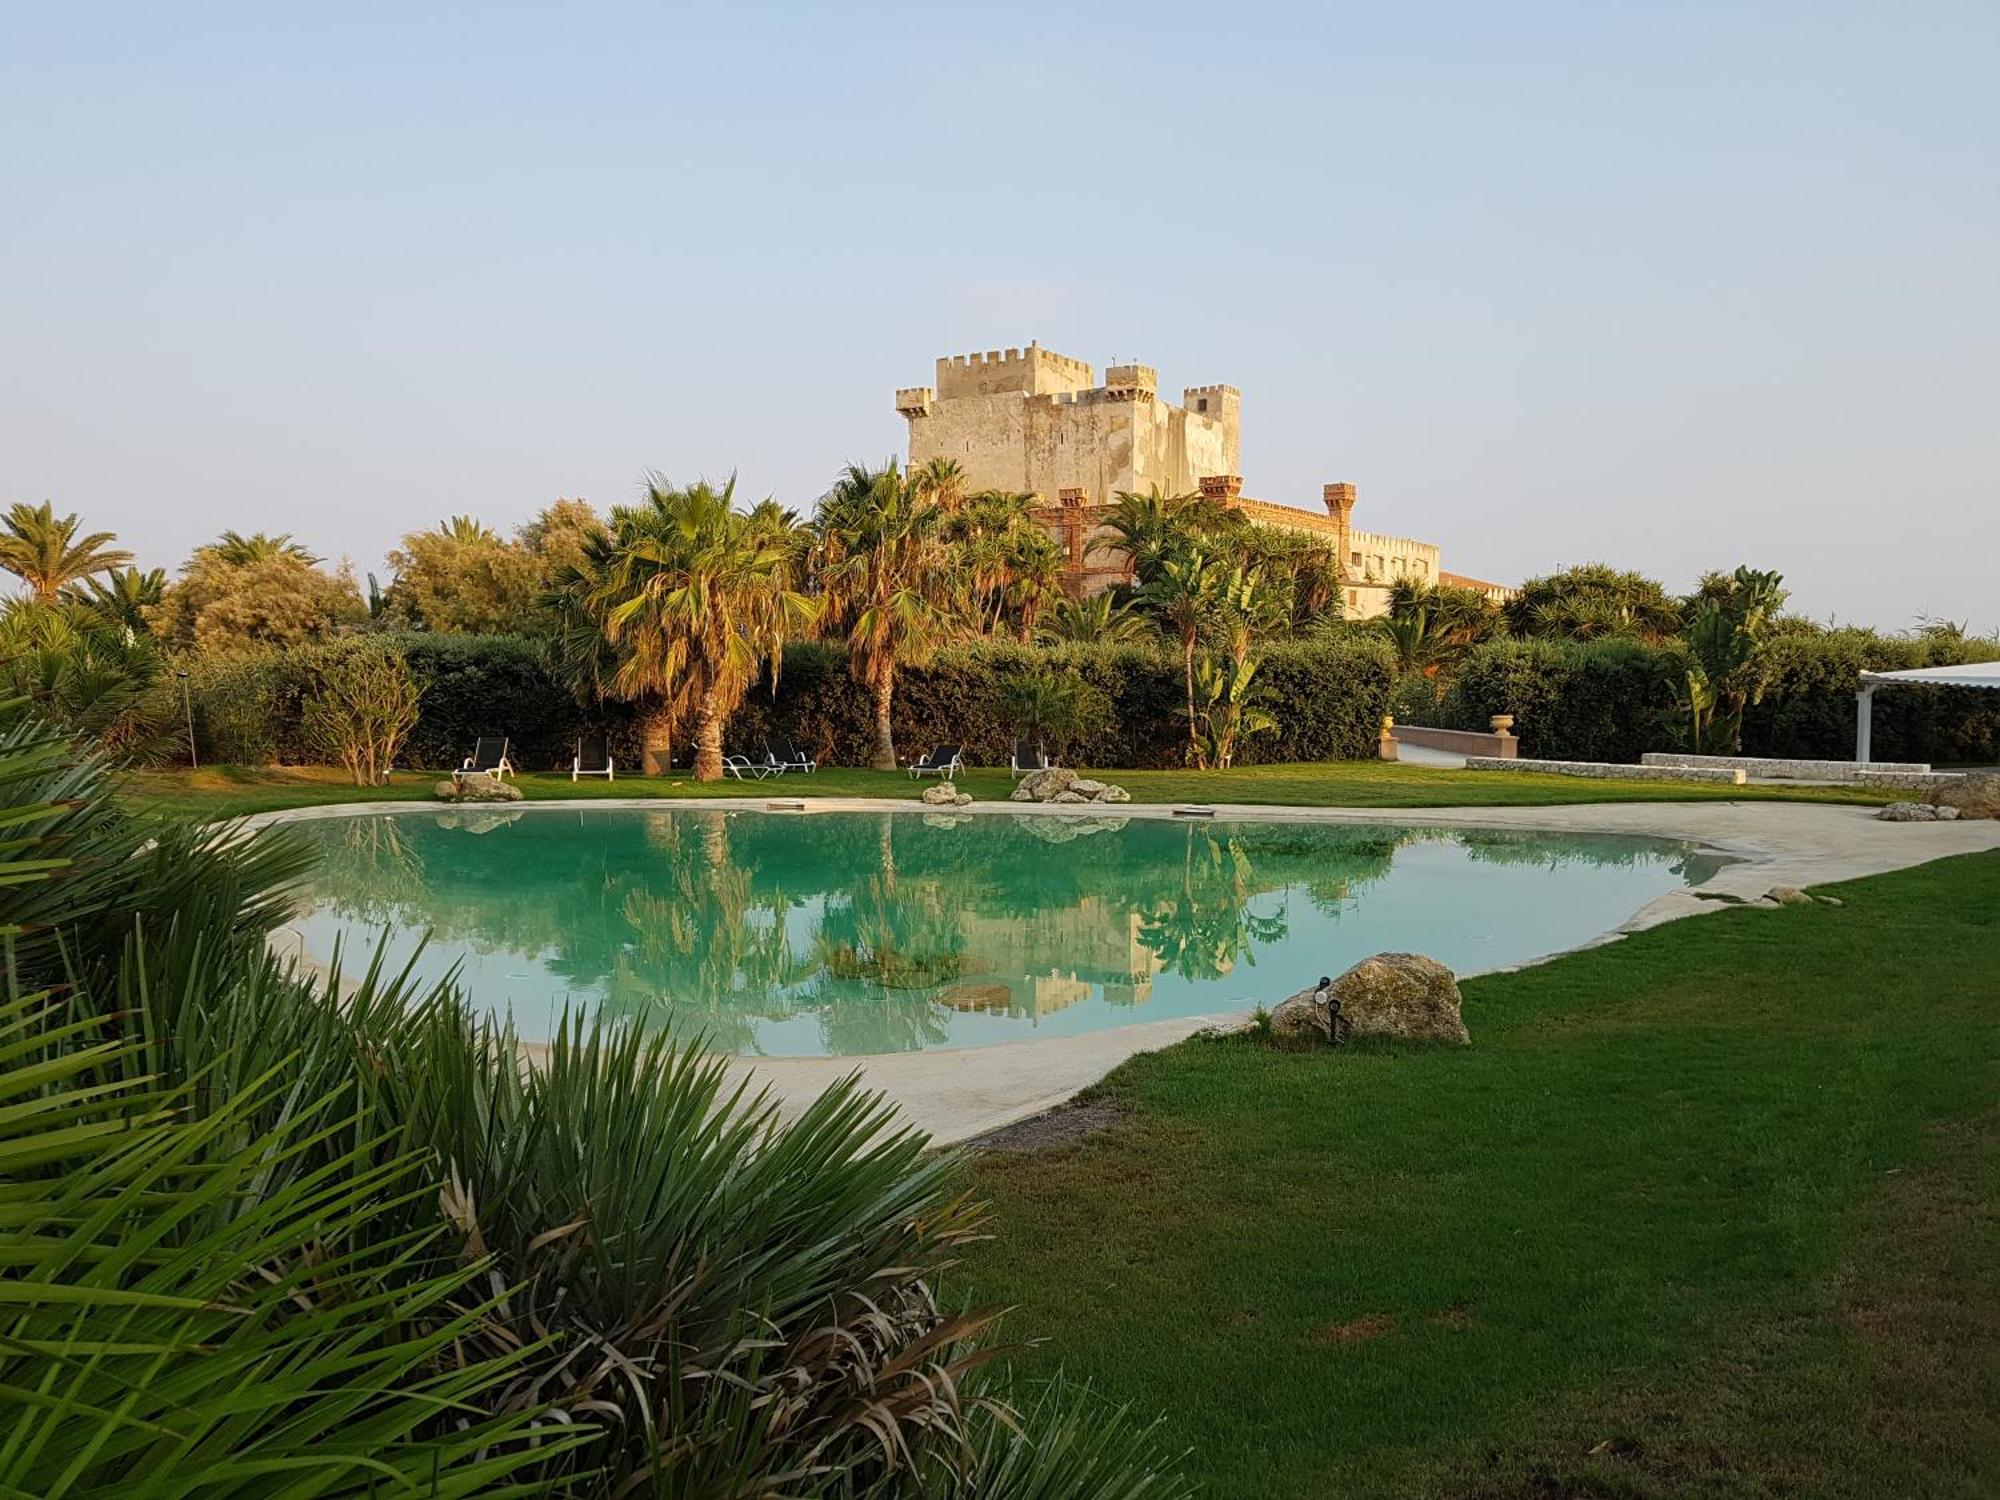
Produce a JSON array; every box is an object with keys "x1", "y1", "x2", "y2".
[{"x1": 255, "y1": 796, "x2": 2000, "y2": 1147}]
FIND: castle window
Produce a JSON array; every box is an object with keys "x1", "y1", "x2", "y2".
[{"x1": 1196, "y1": 398, "x2": 1209, "y2": 413}]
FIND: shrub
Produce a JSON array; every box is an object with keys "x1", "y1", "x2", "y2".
[
  {"x1": 4, "y1": 702, "x2": 1193, "y2": 1496},
  {"x1": 300, "y1": 641, "x2": 423, "y2": 785}
]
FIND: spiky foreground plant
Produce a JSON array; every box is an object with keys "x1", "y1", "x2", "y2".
[{"x1": 2, "y1": 699, "x2": 1192, "y2": 1497}]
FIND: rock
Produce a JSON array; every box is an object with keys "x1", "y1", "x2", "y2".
[
  {"x1": 1876, "y1": 801, "x2": 1939, "y2": 822},
  {"x1": 954, "y1": 790, "x2": 973, "y2": 806},
  {"x1": 435, "y1": 809, "x2": 524, "y2": 834},
  {"x1": 1009, "y1": 784, "x2": 1035, "y2": 801},
  {"x1": 1071, "y1": 778, "x2": 1108, "y2": 797},
  {"x1": 1051, "y1": 790, "x2": 1088, "y2": 804},
  {"x1": 922, "y1": 812, "x2": 973, "y2": 829},
  {"x1": 920, "y1": 782, "x2": 961, "y2": 806},
  {"x1": 435, "y1": 777, "x2": 523, "y2": 803},
  {"x1": 1016, "y1": 767, "x2": 1078, "y2": 801},
  {"x1": 1268, "y1": 988, "x2": 1334, "y2": 1043},
  {"x1": 1101, "y1": 785, "x2": 1131, "y2": 803},
  {"x1": 1274, "y1": 953, "x2": 1470, "y2": 1046},
  {"x1": 1929, "y1": 772, "x2": 2000, "y2": 820},
  {"x1": 1765, "y1": 886, "x2": 1813, "y2": 906},
  {"x1": 1936, "y1": 805, "x2": 1961, "y2": 821}
]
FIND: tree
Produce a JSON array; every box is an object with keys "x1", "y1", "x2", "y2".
[
  {"x1": 1039, "y1": 591, "x2": 1152, "y2": 645},
  {"x1": 996, "y1": 669, "x2": 1108, "y2": 761},
  {"x1": 585, "y1": 476, "x2": 816, "y2": 779},
  {"x1": 0, "y1": 502, "x2": 131, "y2": 603},
  {"x1": 1506, "y1": 563, "x2": 1683, "y2": 642},
  {"x1": 815, "y1": 463, "x2": 958, "y2": 770},
  {"x1": 1681, "y1": 566, "x2": 1786, "y2": 753},
  {"x1": 1139, "y1": 545, "x2": 1223, "y2": 766},
  {"x1": 301, "y1": 644, "x2": 423, "y2": 786},
  {"x1": 1377, "y1": 579, "x2": 1503, "y2": 679},
  {"x1": 1094, "y1": 487, "x2": 1200, "y2": 584},
  {"x1": 385, "y1": 515, "x2": 543, "y2": 633},
  {"x1": 0, "y1": 596, "x2": 165, "y2": 750},
  {"x1": 152, "y1": 534, "x2": 367, "y2": 653},
  {"x1": 65, "y1": 565, "x2": 166, "y2": 642},
  {"x1": 204, "y1": 530, "x2": 319, "y2": 564}
]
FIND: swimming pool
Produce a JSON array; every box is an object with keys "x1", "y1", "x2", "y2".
[{"x1": 286, "y1": 806, "x2": 1723, "y2": 1056}]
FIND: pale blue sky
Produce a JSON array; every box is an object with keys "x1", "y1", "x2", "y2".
[{"x1": 4, "y1": 2, "x2": 1994, "y2": 627}]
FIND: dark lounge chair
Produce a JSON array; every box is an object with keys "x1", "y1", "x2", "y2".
[
  {"x1": 765, "y1": 735, "x2": 816, "y2": 774},
  {"x1": 722, "y1": 751, "x2": 776, "y2": 780},
  {"x1": 572, "y1": 731, "x2": 615, "y2": 781},
  {"x1": 457, "y1": 736, "x2": 515, "y2": 783},
  {"x1": 908, "y1": 744, "x2": 963, "y2": 780},
  {"x1": 1010, "y1": 737, "x2": 1050, "y2": 778}
]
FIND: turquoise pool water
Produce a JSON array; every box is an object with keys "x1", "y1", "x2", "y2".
[{"x1": 288, "y1": 807, "x2": 1722, "y2": 1056}]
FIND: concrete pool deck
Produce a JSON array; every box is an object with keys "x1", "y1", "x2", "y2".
[{"x1": 251, "y1": 795, "x2": 2000, "y2": 1146}]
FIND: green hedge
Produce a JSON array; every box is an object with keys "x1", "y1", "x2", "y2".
[
  {"x1": 1443, "y1": 638, "x2": 1685, "y2": 763},
  {"x1": 1443, "y1": 631, "x2": 2000, "y2": 765},
  {"x1": 184, "y1": 634, "x2": 1397, "y2": 771},
  {"x1": 184, "y1": 635, "x2": 632, "y2": 773}
]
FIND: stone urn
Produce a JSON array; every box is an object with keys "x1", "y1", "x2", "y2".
[{"x1": 1489, "y1": 715, "x2": 1515, "y2": 737}]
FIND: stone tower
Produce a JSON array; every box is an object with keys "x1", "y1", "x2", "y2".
[{"x1": 896, "y1": 343, "x2": 1240, "y2": 502}]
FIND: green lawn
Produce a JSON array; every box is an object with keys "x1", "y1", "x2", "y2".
[
  {"x1": 122, "y1": 759, "x2": 1891, "y2": 821},
  {"x1": 956, "y1": 852, "x2": 2000, "y2": 1498}
]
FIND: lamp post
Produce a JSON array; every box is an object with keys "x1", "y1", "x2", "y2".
[{"x1": 177, "y1": 670, "x2": 197, "y2": 770}]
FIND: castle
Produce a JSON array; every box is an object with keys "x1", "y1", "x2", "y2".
[{"x1": 895, "y1": 343, "x2": 1509, "y2": 617}]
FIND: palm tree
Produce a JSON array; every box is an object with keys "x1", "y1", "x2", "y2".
[
  {"x1": 815, "y1": 463, "x2": 958, "y2": 770},
  {"x1": 1139, "y1": 545, "x2": 1222, "y2": 766},
  {"x1": 1094, "y1": 487, "x2": 1198, "y2": 584},
  {"x1": 0, "y1": 502, "x2": 131, "y2": 603},
  {"x1": 587, "y1": 476, "x2": 817, "y2": 780},
  {"x1": 202, "y1": 530, "x2": 320, "y2": 566},
  {"x1": 1039, "y1": 591, "x2": 1152, "y2": 646},
  {"x1": 64, "y1": 565, "x2": 166, "y2": 641}
]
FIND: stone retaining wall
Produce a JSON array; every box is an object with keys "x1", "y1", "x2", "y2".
[
  {"x1": 1466, "y1": 756, "x2": 1747, "y2": 785},
  {"x1": 1641, "y1": 752, "x2": 1930, "y2": 778}
]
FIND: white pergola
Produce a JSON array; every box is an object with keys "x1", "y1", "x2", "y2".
[{"x1": 1854, "y1": 660, "x2": 2000, "y2": 762}]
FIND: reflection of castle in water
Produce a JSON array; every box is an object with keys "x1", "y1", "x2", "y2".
[{"x1": 940, "y1": 896, "x2": 1166, "y2": 1019}]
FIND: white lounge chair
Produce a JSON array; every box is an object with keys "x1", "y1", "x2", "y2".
[
  {"x1": 908, "y1": 745, "x2": 963, "y2": 780},
  {"x1": 572, "y1": 732, "x2": 614, "y2": 781}
]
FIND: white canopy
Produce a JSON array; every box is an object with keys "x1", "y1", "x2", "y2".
[
  {"x1": 1853, "y1": 659, "x2": 2000, "y2": 761},
  {"x1": 1858, "y1": 661, "x2": 2000, "y2": 690}
]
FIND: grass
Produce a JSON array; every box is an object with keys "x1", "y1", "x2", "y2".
[
  {"x1": 955, "y1": 851, "x2": 2000, "y2": 1498},
  {"x1": 121, "y1": 758, "x2": 1893, "y2": 821}
]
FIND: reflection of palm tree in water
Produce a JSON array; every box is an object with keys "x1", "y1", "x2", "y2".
[
  {"x1": 599, "y1": 812, "x2": 812, "y2": 1051},
  {"x1": 1137, "y1": 824, "x2": 1290, "y2": 982}
]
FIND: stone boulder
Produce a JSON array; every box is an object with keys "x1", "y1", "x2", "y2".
[
  {"x1": 434, "y1": 777, "x2": 523, "y2": 804},
  {"x1": 1271, "y1": 953, "x2": 1470, "y2": 1046},
  {"x1": 1877, "y1": 801, "x2": 1938, "y2": 822},
  {"x1": 1011, "y1": 766, "x2": 1130, "y2": 805},
  {"x1": 920, "y1": 782, "x2": 972, "y2": 807},
  {"x1": 1928, "y1": 773, "x2": 2000, "y2": 820},
  {"x1": 1764, "y1": 886, "x2": 1813, "y2": 906}
]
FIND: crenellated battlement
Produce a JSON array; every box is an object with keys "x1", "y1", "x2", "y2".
[{"x1": 935, "y1": 341, "x2": 1095, "y2": 399}]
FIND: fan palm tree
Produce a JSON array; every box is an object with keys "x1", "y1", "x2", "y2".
[
  {"x1": 0, "y1": 502, "x2": 131, "y2": 602},
  {"x1": 1039, "y1": 591, "x2": 1152, "y2": 645},
  {"x1": 815, "y1": 463, "x2": 958, "y2": 770},
  {"x1": 587, "y1": 476, "x2": 817, "y2": 779}
]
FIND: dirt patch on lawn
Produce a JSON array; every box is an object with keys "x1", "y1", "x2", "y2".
[
  {"x1": 966, "y1": 1098, "x2": 1128, "y2": 1152},
  {"x1": 1311, "y1": 1313, "x2": 1397, "y2": 1345}
]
